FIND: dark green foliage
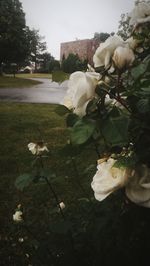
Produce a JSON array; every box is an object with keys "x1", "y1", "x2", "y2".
[
  {"x1": 70, "y1": 118, "x2": 96, "y2": 145},
  {"x1": 55, "y1": 105, "x2": 71, "y2": 116},
  {"x1": 117, "y1": 13, "x2": 131, "y2": 39},
  {"x1": 15, "y1": 173, "x2": 34, "y2": 191},
  {"x1": 94, "y1": 32, "x2": 110, "y2": 42},
  {"x1": 26, "y1": 28, "x2": 47, "y2": 71},
  {"x1": 37, "y1": 52, "x2": 60, "y2": 73},
  {"x1": 0, "y1": 0, "x2": 28, "y2": 64},
  {"x1": 52, "y1": 70, "x2": 70, "y2": 83},
  {"x1": 0, "y1": 0, "x2": 49, "y2": 72},
  {"x1": 61, "y1": 53, "x2": 87, "y2": 73},
  {"x1": 101, "y1": 114, "x2": 130, "y2": 147}
]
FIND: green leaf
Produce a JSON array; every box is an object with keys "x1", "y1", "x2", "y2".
[
  {"x1": 101, "y1": 115, "x2": 129, "y2": 147},
  {"x1": 55, "y1": 104, "x2": 71, "y2": 116},
  {"x1": 15, "y1": 174, "x2": 34, "y2": 191},
  {"x1": 113, "y1": 156, "x2": 137, "y2": 169},
  {"x1": 78, "y1": 197, "x2": 90, "y2": 202},
  {"x1": 66, "y1": 113, "x2": 79, "y2": 127},
  {"x1": 137, "y1": 90, "x2": 150, "y2": 96},
  {"x1": 137, "y1": 99, "x2": 150, "y2": 113},
  {"x1": 70, "y1": 119, "x2": 96, "y2": 145},
  {"x1": 141, "y1": 87, "x2": 150, "y2": 93},
  {"x1": 83, "y1": 164, "x2": 96, "y2": 175},
  {"x1": 131, "y1": 60, "x2": 149, "y2": 80}
]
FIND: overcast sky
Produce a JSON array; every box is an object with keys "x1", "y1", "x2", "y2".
[{"x1": 20, "y1": 0, "x2": 135, "y2": 60}]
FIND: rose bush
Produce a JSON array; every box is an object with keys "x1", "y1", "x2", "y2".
[
  {"x1": 13, "y1": 2, "x2": 150, "y2": 265},
  {"x1": 60, "y1": 1, "x2": 150, "y2": 207}
]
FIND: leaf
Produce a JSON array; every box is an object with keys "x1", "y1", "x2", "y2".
[
  {"x1": 70, "y1": 119, "x2": 96, "y2": 145},
  {"x1": 15, "y1": 174, "x2": 34, "y2": 191},
  {"x1": 137, "y1": 89, "x2": 150, "y2": 96},
  {"x1": 113, "y1": 156, "x2": 137, "y2": 168},
  {"x1": 141, "y1": 87, "x2": 150, "y2": 93},
  {"x1": 101, "y1": 115, "x2": 130, "y2": 147},
  {"x1": 78, "y1": 198, "x2": 90, "y2": 202},
  {"x1": 83, "y1": 164, "x2": 96, "y2": 175},
  {"x1": 131, "y1": 60, "x2": 149, "y2": 80},
  {"x1": 137, "y1": 99, "x2": 150, "y2": 113},
  {"x1": 66, "y1": 113, "x2": 79, "y2": 127},
  {"x1": 55, "y1": 104, "x2": 71, "y2": 116}
]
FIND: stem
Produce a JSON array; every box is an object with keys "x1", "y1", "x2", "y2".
[
  {"x1": 44, "y1": 176, "x2": 65, "y2": 220},
  {"x1": 116, "y1": 72, "x2": 122, "y2": 98},
  {"x1": 38, "y1": 155, "x2": 75, "y2": 250},
  {"x1": 39, "y1": 155, "x2": 65, "y2": 220},
  {"x1": 101, "y1": 87, "x2": 131, "y2": 113},
  {"x1": 92, "y1": 139, "x2": 101, "y2": 158}
]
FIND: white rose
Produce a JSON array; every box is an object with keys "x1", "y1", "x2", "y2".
[
  {"x1": 13, "y1": 210, "x2": 23, "y2": 222},
  {"x1": 28, "y1": 142, "x2": 49, "y2": 155},
  {"x1": 126, "y1": 165, "x2": 150, "y2": 208},
  {"x1": 93, "y1": 35, "x2": 125, "y2": 69},
  {"x1": 112, "y1": 46, "x2": 135, "y2": 70},
  {"x1": 125, "y1": 36, "x2": 140, "y2": 50},
  {"x1": 129, "y1": 2, "x2": 150, "y2": 26},
  {"x1": 63, "y1": 71, "x2": 100, "y2": 117},
  {"x1": 91, "y1": 158, "x2": 133, "y2": 201},
  {"x1": 59, "y1": 202, "x2": 65, "y2": 209}
]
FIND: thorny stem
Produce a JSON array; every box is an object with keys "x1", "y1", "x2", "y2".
[
  {"x1": 101, "y1": 87, "x2": 131, "y2": 113},
  {"x1": 45, "y1": 176, "x2": 66, "y2": 220},
  {"x1": 98, "y1": 73, "x2": 131, "y2": 113},
  {"x1": 39, "y1": 155, "x2": 65, "y2": 220},
  {"x1": 39, "y1": 155, "x2": 75, "y2": 250},
  {"x1": 92, "y1": 139, "x2": 101, "y2": 158},
  {"x1": 116, "y1": 72, "x2": 122, "y2": 98}
]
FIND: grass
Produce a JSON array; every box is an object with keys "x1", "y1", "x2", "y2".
[
  {"x1": 52, "y1": 70, "x2": 70, "y2": 83},
  {"x1": 0, "y1": 72, "x2": 67, "y2": 88},
  {"x1": 0, "y1": 102, "x2": 97, "y2": 265},
  {"x1": 15, "y1": 73, "x2": 52, "y2": 79},
  {"x1": 0, "y1": 76, "x2": 42, "y2": 88},
  {"x1": 0, "y1": 103, "x2": 149, "y2": 265}
]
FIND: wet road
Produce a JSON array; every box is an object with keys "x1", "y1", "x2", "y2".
[{"x1": 0, "y1": 78, "x2": 68, "y2": 104}]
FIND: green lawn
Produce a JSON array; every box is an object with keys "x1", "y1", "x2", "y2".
[
  {"x1": 0, "y1": 103, "x2": 149, "y2": 265},
  {"x1": 15, "y1": 73, "x2": 52, "y2": 79},
  {"x1": 0, "y1": 76, "x2": 42, "y2": 88},
  {"x1": 0, "y1": 72, "x2": 67, "y2": 88},
  {"x1": 52, "y1": 70, "x2": 70, "y2": 83},
  {"x1": 0, "y1": 103, "x2": 97, "y2": 265}
]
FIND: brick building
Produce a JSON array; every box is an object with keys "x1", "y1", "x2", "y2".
[{"x1": 60, "y1": 38, "x2": 100, "y2": 65}]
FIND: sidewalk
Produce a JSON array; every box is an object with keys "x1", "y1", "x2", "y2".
[{"x1": 0, "y1": 78, "x2": 68, "y2": 104}]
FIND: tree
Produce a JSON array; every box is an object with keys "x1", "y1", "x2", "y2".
[
  {"x1": 37, "y1": 52, "x2": 60, "y2": 73},
  {"x1": 117, "y1": 0, "x2": 150, "y2": 39},
  {"x1": 117, "y1": 13, "x2": 131, "y2": 40},
  {"x1": 61, "y1": 53, "x2": 87, "y2": 73},
  {"x1": 0, "y1": 0, "x2": 29, "y2": 68},
  {"x1": 94, "y1": 32, "x2": 110, "y2": 42},
  {"x1": 26, "y1": 29, "x2": 47, "y2": 72}
]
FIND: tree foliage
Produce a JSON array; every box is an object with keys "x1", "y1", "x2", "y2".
[
  {"x1": 0, "y1": 0, "x2": 48, "y2": 72},
  {"x1": 26, "y1": 28, "x2": 47, "y2": 71},
  {"x1": 0, "y1": 0, "x2": 28, "y2": 64},
  {"x1": 61, "y1": 53, "x2": 87, "y2": 73},
  {"x1": 94, "y1": 32, "x2": 110, "y2": 42}
]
